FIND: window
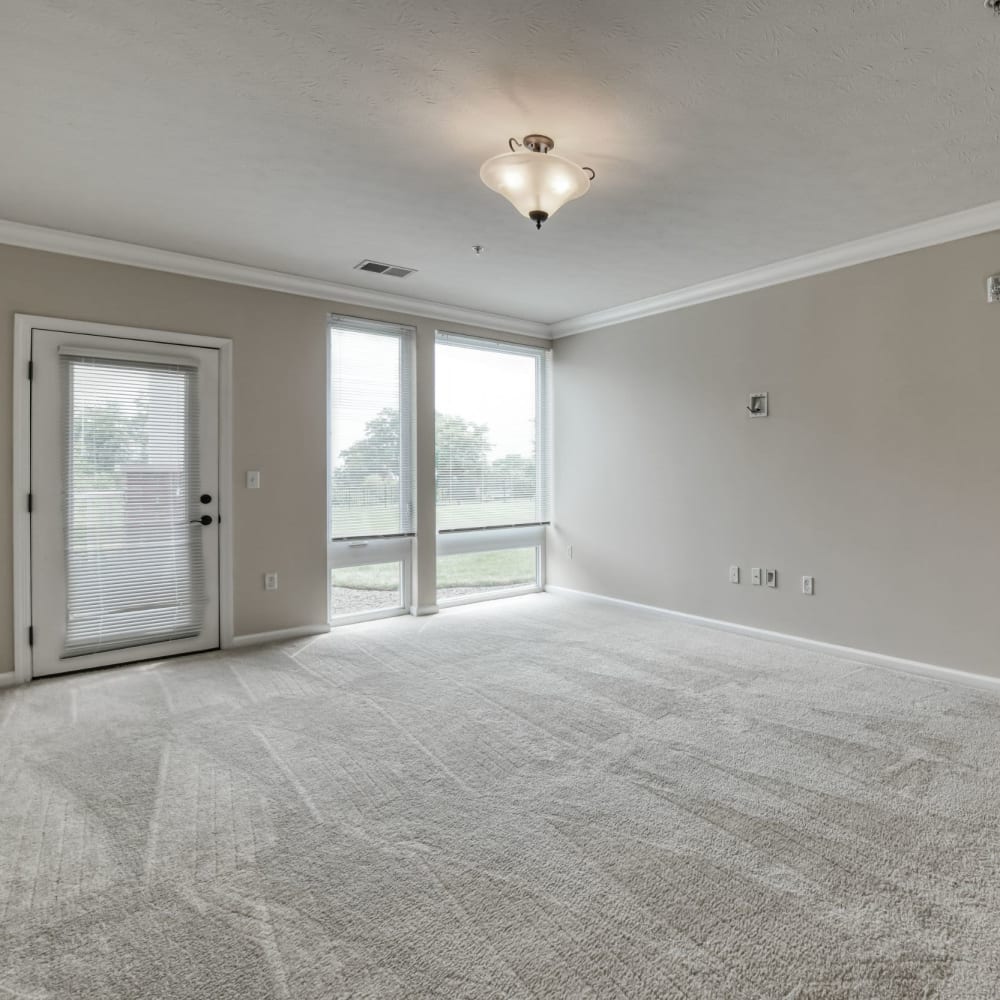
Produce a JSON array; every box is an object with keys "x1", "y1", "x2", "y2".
[
  {"x1": 61, "y1": 353, "x2": 207, "y2": 654},
  {"x1": 437, "y1": 547, "x2": 539, "y2": 602},
  {"x1": 330, "y1": 559, "x2": 404, "y2": 621},
  {"x1": 328, "y1": 317, "x2": 414, "y2": 622},
  {"x1": 435, "y1": 333, "x2": 551, "y2": 605}
]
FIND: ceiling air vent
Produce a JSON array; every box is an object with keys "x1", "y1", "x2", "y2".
[{"x1": 354, "y1": 259, "x2": 417, "y2": 278}]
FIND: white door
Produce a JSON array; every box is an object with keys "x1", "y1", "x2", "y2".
[{"x1": 30, "y1": 329, "x2": 220, "y2": 676}]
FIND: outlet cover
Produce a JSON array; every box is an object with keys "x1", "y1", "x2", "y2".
[
  {"x1": 747, "y1": 392, "x2": 768, "y2": 418},
  {"x1": 802, "y1": 575, "x2": 814, "y2": 595},
  {"x1": 264, "y1": 572, "x2": 278, "y2": 591},
  {"x1": 766, "y1": 569, "x2": 777, "y2": 588}
]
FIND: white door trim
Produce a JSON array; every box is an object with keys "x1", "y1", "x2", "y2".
[{"x1": 12, "y1": 314, "x2": 235, "y2": 683}]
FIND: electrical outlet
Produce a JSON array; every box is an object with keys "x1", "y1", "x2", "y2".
[
  {"x1": 751, "y1": 567, "x2": 762, "y2": 586},
  {"x1": 766, "y1": 569, "x2": 777, "y2": 588},
  {"x1": 264, "y1": 572, "x2": 278, "y2": 591},
  {"x1": 729, "y1": 565, "x2": 740, "y2": 584},
  {"x1": 246, "y1": 470, "x2": 261, "y2": 489},
  {"x1": 802, "y1": 575, "x2": 814, "y2": 595}
]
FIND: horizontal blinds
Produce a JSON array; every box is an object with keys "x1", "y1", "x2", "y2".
[
  {"x1": 435, "y1": 333, "x2": 551, "y2": 531},
  {"x1": 61, "y1": 354, "x2": 205, "y2": 656},
  {"x1": 329, "y1": 321, "x2": 414, "y2": 539}
]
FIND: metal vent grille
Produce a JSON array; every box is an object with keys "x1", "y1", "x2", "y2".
[{"x1": 354, "y1": 260, "x2": 417, "y2": 278}]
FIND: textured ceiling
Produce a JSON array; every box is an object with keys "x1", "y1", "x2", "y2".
[{"x1": 3, "y1": 0, "x2": 1000, "y2": 325}]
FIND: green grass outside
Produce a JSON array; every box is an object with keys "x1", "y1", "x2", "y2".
[{"x1": 332, "y1": 547, "x2": 537, "y2": 591}]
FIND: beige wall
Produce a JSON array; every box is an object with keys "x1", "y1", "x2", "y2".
[
  {"x1": 7, "y1": 233, "x2": 999, "y2": 679},
  {"x1": 550, "y1": 232, "x2": 1000, "y2": 677},
  {"x1": 0, "y1": 243, "x2": 547, "y2": 676}
]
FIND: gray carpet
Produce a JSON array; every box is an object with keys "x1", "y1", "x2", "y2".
[{"x1": 2, "y1": 593, "x2": 1000, "y2": 999}]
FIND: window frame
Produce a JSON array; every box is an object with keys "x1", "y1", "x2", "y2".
[
  {"x1": 433, "y1": 331, "x2": 552, "y2": 608},
  {"x1": 436, "y1": 524, "x2": 545, "y2": 608},
  {"x1": 327, "y1": 315, "x2": 416, "y2": 625}
]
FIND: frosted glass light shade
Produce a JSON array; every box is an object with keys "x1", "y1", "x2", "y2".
[{"x1": 480, "y1": 150, "x2": 591, "y2": 226}]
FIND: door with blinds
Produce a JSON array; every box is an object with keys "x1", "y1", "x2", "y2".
[{"x1": 30, "y1": 329, "x2": 220, "y2": 676}]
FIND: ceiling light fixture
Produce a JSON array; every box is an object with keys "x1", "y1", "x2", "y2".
[{"x1": 480, "y1": 134, "x2": 595, "y2": 230}]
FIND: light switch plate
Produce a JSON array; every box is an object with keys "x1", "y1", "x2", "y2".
[
  {"x1": 766, "y1": 569, "x2": 777, "y2": 588},
  {"x1": 264, "y1": 572, "x2": 278, "y2": 591},
  {"x1": 729, "y1": 565, "x2": 740, "y2": 584},
  {"x1": 246, "y1": 470, "x2": 261, "y2": 489},
  {"x1": 751, "y1": 567, "x2": 762, "y2": 586}
]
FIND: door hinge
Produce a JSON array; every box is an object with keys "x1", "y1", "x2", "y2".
[
  {"x1": 27, "y1": 360, "x2": 33, "y2": 381},
  {"x1": 28, "y1": 626, "x2": 33, "y2": 647},
  {"x1": 26, "y1": 493, "x2": 32, "y2": 513}
]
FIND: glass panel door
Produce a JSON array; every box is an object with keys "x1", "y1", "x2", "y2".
[{"x1": 30, "y1": 330, "x2": 220, "y2": 676}]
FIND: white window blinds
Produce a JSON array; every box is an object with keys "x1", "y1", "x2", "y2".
[
  {"x1": 61, "y1": 353, "x2": 205, "y2": 656},
  {"x1": 435, "y1": 333, "x2": 551, "y2": 531},
  {"x1": 329, "y1": 318, "x2": 415, "y2": 539}
]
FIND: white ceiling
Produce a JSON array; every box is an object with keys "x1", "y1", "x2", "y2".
[{"x1": 3, "y1": 0, "x2": 1000, "y2": 327}]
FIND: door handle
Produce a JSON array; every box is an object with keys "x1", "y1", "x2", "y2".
[
  {"x1": 200, "y1": 494, "x2": 212, "y2": 504},
  {"x1": 189, "y1": 515, "x2": 213, "y2": 526}
]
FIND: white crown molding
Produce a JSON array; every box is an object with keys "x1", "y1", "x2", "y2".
[
  {"x1": 8, "y1": 198, "x2": 1000, "y2": 342},
  {"x1": 0, "y1": 219, "x2": 550, "y2": 340},
  {"x1": 545, "y1": 586, "x2": 1000, "y2": 693},
  {"x1": 549, "y1": 198, "x2": 1000, "y2": 338}
]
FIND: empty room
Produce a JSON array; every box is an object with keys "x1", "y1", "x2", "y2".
[{"x1": 2, "y1": 1, "x2": 1000, "y2": 997}]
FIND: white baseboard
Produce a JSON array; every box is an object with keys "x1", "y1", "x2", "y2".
[
  {"x1": 0, "y1": 671, "x2": 21, "y2": 689},
  {"x1": 229, "y1": 625, "x2": 331, "y2": 648},
  {"x1": 544, "y1": 585, "x2": 1000, "y2": 694},
  {"x1": 410, "y1": 605, "x2": 439, "y2": 616}
]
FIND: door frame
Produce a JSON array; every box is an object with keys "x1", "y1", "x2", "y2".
[{"x1": 12, "y1": 314, "x2": 235, "y2": 683}]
